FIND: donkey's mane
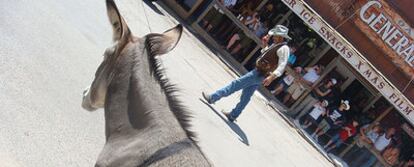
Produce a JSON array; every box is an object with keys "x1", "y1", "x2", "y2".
[{"x1": 144, "y1": 34, "x2": 196, "y2": 141}]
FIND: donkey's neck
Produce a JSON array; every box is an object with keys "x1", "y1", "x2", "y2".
[{"x1": 104, "y1": 47, "x2": 186, "y2": 141}]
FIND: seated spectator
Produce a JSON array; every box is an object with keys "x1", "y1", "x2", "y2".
[
  {"x1": 282, "y1": 64, "x2": 324, "y2": 104},
  {"x1": 300, "y1": 100, "x2": 329, "y2": 129},
  {"x1": 311, "y1": 100, "x2": 351, "y2": 142},
  {"x1": 360, "y1": 127, "x2": 396, "y2": 167},
  {"x1": 323, "y1": 120, "x2": 359, "y2": 152}
]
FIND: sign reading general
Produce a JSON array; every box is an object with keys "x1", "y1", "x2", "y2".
[
  {"x1": 281, "y1": 0, "x2": 414, "y2": 125},
  {"x1": 359, "y1": 1, "x2": 414, "y2": 68}
]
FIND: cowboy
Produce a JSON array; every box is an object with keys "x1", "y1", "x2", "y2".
[{"x1": 202, "y1": 25, "x2": 291, "y2": 122}]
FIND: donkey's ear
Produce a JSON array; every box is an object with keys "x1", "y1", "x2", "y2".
[
  {"x1": 146, "y1": 25, "x2": 183, "y2": 56},
  {"x1": 106, "y1": 0, "x2": 131, "y2": 42}
]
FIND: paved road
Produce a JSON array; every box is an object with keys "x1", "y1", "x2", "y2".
[{"x1": 0, "y1": 1, "x2": 332, "y2": 166}]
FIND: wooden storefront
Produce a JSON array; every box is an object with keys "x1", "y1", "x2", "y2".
[{"x1": 161, "y1": 0, "x2": 414, "y2": 165}]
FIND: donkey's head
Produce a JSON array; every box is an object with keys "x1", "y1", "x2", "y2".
[{"x1": 81, "y1": 0, "x2": 182, "y2": 111}]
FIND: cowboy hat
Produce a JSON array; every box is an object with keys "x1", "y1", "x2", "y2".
[
  {"x1": 341, "y1": 100, "x2": 351, "y2": 110},
  {"x1": 268, "y1": 25, "x2": 291, "y2": 40},
  {"x1": 330, "y1": 78, "x2": 337, "y2": 85},
  {"x1": 322, "y1": 100, "x2": 329, "y2": 107}
]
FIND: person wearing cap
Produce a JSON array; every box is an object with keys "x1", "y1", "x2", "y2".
[
  {"x1": 293, "y1": 77, "x2": 338, "y2": 118},
  {"x1": 311, "y1": 99, "x2": 351, "y2": 141},
  {"x1": 300, "y1": 99, "x2": 329, "y2": 129},
  {"x1": 202, "y1": 25, "x2": 291, "y2": 122}
]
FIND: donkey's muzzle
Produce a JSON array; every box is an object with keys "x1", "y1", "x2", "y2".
[{"x1": 81, "y1": 87, "x2": 98, "y2": 112}]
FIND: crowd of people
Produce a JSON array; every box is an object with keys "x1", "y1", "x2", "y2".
[{"x1": 200, "y1": 0, "x2": 414, "y2": 166}]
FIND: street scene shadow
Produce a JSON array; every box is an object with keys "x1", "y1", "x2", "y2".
[
  {"x1": 143, "y1": 0, "x2": 164, "y2": 16},
  {"x1": 199, "y1": 98, "x2": 249, "y2": 146}
]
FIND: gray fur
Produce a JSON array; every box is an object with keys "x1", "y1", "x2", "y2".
[{"x1": 81, "y1": 1, "x2": 211, "y2": 166}]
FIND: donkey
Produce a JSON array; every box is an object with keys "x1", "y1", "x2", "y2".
[{"x1": 81, "y1": 1, "x2": 210, "y2": 166}]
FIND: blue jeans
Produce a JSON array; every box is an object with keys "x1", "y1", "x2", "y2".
[
  {"x1": 330, "y1": 134, "x2": 344, "y2": 147},
  {"x1": 361, "y1": 153, "x2": 377, "y2": 167},
  {"x1": 210, "y1": 69, "x2": 264, "y2": 119}
]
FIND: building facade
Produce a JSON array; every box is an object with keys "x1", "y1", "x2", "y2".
[{"x1": 162, "y1": 0, "x2": 414, "y2": 166}]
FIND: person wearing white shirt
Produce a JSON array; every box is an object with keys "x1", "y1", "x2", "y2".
[
  {"x1": 300, "y1": 100, "x2": 328, "y2": 129},
  {"x1": 361, "y1": 128, "x2": 396, "y2": 167},
  {"x1": 202, "y1": 25, "x2": 291, "y2": 122},
  {"x1": 282, "y1": 65, "x2": 323, "y2": 104}
]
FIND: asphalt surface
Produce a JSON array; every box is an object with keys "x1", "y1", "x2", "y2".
[{"x1": 0, "y1": 1, "x2": 333, "y2": 166}]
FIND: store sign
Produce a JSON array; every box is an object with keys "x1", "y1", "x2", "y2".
[
  {"x1": 281, "y1": 0, "x2": 414, "y2": 125},
  {"x1": 358, "y1": 0, "x2": 414, "y2": 68}
]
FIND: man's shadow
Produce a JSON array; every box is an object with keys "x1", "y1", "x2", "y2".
[
  {"x1": 200, "y1": 98, "x2": 249, "y2": 146},
  {"x1": 143, "y1": 0, "x2": 164, "y2": 16}
]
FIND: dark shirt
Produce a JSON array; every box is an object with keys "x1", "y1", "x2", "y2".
[
  {"x1": 326, "y1": 107, "x2": 346, "y2": 127},
  {"x1": 325, "y1": 87, "x2": 341, "y2": 107}
]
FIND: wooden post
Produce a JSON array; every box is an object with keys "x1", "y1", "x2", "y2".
[
  {"x1": 276, "y1": 10, "x2": 293, "y2": 25},
  {"x1": 194, "y1": 0, "x2": 215, "y2": 24},
  {"x1": 241, "y1": 45, "x2": 261, "y2": 65},
  {"x1": 255, "y1": 0, "x2": 269, "y2": 11}
]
